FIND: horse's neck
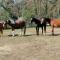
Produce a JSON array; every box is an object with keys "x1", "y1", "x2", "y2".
[{"x1": 35, "y1": 19, "x2": 40, "y2": 24}]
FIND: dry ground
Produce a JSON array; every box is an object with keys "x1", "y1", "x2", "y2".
[{"x1": 0, "y1": 27, "x2": 60, "y2": 60}]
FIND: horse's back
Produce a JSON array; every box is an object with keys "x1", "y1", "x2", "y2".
[
  {"x1": 15, "y1": 17, "x2": 25, "y2": 24},
  {"x1": 14, "y1": 18, "x2": 26, "y2": 28},
  {"x1": 51, "y1": 19, "x2": 60, "y2": 27},
  {"x1": 15, "y1": 19, "x2": 25, "y2": 25}
]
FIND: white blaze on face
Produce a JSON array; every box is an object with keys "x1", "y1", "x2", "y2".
[{"x1": 41, "y1": 18, "x2": 44, "y2": 24}]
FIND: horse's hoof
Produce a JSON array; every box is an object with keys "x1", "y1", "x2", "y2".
[
  {"x1": 37, "y1": 34, "x2": 39, "y2": 35},
  {"x1": 52, "y1": 34, "x2": 54, "y2": 36}
]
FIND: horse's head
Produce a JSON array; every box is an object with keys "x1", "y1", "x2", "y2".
[
  {"x1": 5, "y1": 20, "x2": 11, "y2": 25},
  {"x1": 31, "y1": 17, "x2": 36, "y2": 24},
  {"x1": 5, "y1": 20, "x2": 12, "y2": 28},
  {"x1": 6, "y1": 19, "x2": 15, "y2": 25},
  {"x1": 45, "y1": 18, "x2": 51, "y2": 25}
]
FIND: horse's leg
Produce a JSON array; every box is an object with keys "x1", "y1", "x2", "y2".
[
  {"x1": 36, "y1": 26, "x2": 38, "y2": 35},
  {"x1": 20, "y1": 29, "x2": 22, "y2": 36},
  {"x1": 0, "y1": 30, "x2": 1, "y2": 37},
  {"x1": 52, "y1": 25, "x2": 54, "y2": 35},
  {"x1": 12, "y1": 28, "x2": 15, "y2": 36},
  {"x1": 36, "y1": 26, "x2": 37, "y2": 35},
  {"x1": 36, "y1": 26, "x2": 39, "y2": 35},
  {"x1": 1, "y1": 29, "x2": 3, "y2": 36},
  {"x1": 0, "y1": 29, "x2": 3, "y2": 37},
  {"x1": 44, "y1": 25, "x2": 46, "y2": 35},
  {"x1": 37, "y1": 27, "x2": 39, "y2": 35},
  {"x1": 41, "y1": 26, "x2": 43, "y2": 35},
  {"x1": 24, "y1": 26, "x2": 26, "y2": 36}
]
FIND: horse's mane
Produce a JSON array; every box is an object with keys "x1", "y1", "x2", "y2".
[{"x1": 33, "y1": 17, "x2": 40, "y2": 21}]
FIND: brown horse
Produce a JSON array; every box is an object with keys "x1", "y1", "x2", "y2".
[
  {"x1": 51, "y1": 19, "x2": 60, "y2": 35},
  {"x1": 0, "y1": 21, "x2": 5, "y2": 36},
  {"x1": 5, "y1": 18, "x2": 26, "y2": 36}
]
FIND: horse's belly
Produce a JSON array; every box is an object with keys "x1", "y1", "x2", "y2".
[
  {"x1": 51, "y1": 20, "x2": 60, "y2": 27},
  {"x1": 15, "y1": 25, "x2": 20, "y2": 29},
  {"x1": 15, "y1": 24, "x2": 24, "y2": 29},
  {"x1": 0, "y1": 23, "x2": 3, "y2": 28}
]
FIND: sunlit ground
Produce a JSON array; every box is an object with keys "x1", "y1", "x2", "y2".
[{"x1": 0, "y1": 27, "x2": 60, "y2": 60}]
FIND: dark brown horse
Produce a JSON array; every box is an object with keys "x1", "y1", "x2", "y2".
[
  {"x1": 0, "y1": 21, "x2": 5, "y2": 36},
  {"x1": 31, "y1": 17, "x2": 51, "y2": 35},
  {"x1": 5, "y1": 18, "x2": 26, "y2": 36}
]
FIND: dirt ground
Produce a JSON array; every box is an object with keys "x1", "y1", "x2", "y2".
[{"x1": 0, "y1": 27, "x2": 60, "y2": 60}]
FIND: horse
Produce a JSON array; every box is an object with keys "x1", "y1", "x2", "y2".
[
  {"x1": 50, "y1": 19, "x2": 60, "y2": 35},
  {"x1": 5, "y1": 18, "x2": 26, "y2": 36},
  {"x1": 31, "y1": 17, "x2": 51, "y2": 35},
  {"x1": 0, "y1": 21, "x2": 5, "y2": 36}
]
